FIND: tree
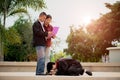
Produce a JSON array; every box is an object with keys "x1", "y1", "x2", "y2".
[
  {"x1": 13, "y1": 16, "x2": 34, "y2": 57},
  {"x1": 0, "y1": 24, "x2": 4, "y2": 61},
  {"x1": 66, "y1": 26, "x2": 101, "y2": 62},
  {"x1": 4, "y1": 26, "x2": 22, "y2": 61},
  {"x1": 4, "y1": 16, "x2": 35, "y2": 61},
  {"x1": 0, "y1": 0, "x2": 46, "y2": 60},
  {"x1": 66, "y1": 1, "x2": 120, "y2": 62},
  {"x1": 87, "y1": 1, "x2": 120, "y2": 54},
  {"x1": 0, "y1": 0, "x2": 46, "y2": 27}
]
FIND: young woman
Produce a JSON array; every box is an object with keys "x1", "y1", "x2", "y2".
[{"x1": 44, "y1": 15, "x2": 55, "y2": 73}]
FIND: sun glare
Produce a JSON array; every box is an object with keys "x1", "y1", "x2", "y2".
[{"x1": 83, "y1": 16, "x2": 91, "y2": 25}]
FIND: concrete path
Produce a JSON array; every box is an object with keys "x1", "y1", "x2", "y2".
[{"x1": 0, "y1": 72, "x2": 120, "y2": 80}]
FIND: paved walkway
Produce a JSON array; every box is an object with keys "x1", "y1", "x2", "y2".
[
  {"x1": 0, "y1": 72, "x2": 120, "y2": 80},
  {"x1": 0, "y1": 72, "x2": 120, "y2": 77}
]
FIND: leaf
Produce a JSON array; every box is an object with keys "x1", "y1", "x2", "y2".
[
  {"x1": 5, "y1": 27, "x2": 21, "y2": 44},
  {"x1": 8, "y1": 8, "x2": 28, "y2": 16}
]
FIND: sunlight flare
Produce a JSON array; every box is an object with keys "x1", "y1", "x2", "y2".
[{"x1": 83, "y1": 16, "x2": 92, "y2": 25}]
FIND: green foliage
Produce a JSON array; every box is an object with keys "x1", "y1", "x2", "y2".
[
  {"x1": 4, "y1": 44, "x2": 27, "y2": 61},
  {"x1": 66, "y1": 1, "x2": 120, "y2": 62},
  {"x1": 26, "y1": 52, "x2": 37, "y2": 61},
  {"x1": 4, "y1": 17, "x2": 35, "y2": 61},
  {"x1": 87, "y1": 1, "x2": 120, "y2": 53},
  {"x1": 0, "y1": 0, "x2": 46, "y2": 26},
  {"x1": 67, "y1": 27, "x2": 101, "y2": 62},
  {"x1": 5, "y1": 27, "x2": 21, "y2": 44},
  {"x1": 51, "y1": 51, "x2": 68, "y2": 62},
  {"x1": 8, "y1": 8, "x2": 28, "y2": 16},
  {"x1": 16, "y1": 0, "x2": 46, "y2": 10},
  {"x1": 0, "y1": 0, "x2": 46, "y2": 60}
]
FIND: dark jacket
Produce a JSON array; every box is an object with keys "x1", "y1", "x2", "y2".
[
  {"x1": 56, "y1": 58, "x2": 84, "y2": 76},
  {"x1": 32, "y1": 20, "x2": 48, "y2": 47}
]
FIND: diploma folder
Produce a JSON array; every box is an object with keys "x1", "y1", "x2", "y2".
[
  {"x1": 47, "y1": 26, "x2": 59, "y2": 39},
  {"x1": 52, "y1": 26, "x2": 59, "y2": 35}
]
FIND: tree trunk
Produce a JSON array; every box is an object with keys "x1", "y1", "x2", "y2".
[
  {"x1": 3, "y1": 12, "x2": 6, "y2": 28},
  {"x1": 0, "y1": 26, "x2": 4, "y2": 61},
  {"x1": 0, "y1": 0, "x2": 7, "y2": 61},
  {"x1": 0, "y1": 42, "x2": 4, "y2": 61},
  {"x1": 3, "y1": 0, "x2": 7, "y2": 28}
]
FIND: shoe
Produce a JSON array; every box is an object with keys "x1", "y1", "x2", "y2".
[
  {"x1": 46, "y1": 72, "x2": 52, "y2": 75},
  {"x1": 36, "y1": 73, "x2": 46, "y2": 76},
  {"x1": 85, "y1": 71, "x2": 92, "y2": 76},
  {"x1": 76, "y1": 68, "x2": 84, "y2": 75},
  {"x1": 80, "y1": 69, "x2": 84, "y2": 75}
]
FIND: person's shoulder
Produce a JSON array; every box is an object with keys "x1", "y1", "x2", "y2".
[
  {"x1": 47, "y1": 24, "x2": 53, "y2": 30},
  {"x1": 49, "y1": 24, "x2": 53, "y2": 28},
  {"x1": 33, "y1": 20, "x2": 40, "y2": 26},
  {"x1": 49, "y1": 24, "x2": 53, "y2": 30},
  {"x1": 34, "y1": 20, "x2": 39, "y2": 24}
]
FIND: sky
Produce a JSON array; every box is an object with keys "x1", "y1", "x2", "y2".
[{"x1": 6, "y1": 0, "x2": 118, "y2": 50}]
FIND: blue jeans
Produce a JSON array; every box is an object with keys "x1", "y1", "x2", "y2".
[
  {"x1": 44, "y1": 47, "x2": 50, "y2": 73},
  {"x1": 36, "y1": 46, "x2": 45, "y2": 75}
]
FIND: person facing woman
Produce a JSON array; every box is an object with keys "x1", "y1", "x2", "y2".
[
  {"x1": 32, "y1": 12, "x2": 48, "y2": 75},
  {"x1": 44, "y1": 14, "x2": 55, "y2": 73}
]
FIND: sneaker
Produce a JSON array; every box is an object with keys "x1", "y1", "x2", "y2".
[
  {"x1": 36, "y1": 73, "x2": 46, "y2": 76},
  {"x1": 85, "y1": 71, "x2": 92, "y2": 76}
]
